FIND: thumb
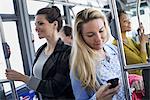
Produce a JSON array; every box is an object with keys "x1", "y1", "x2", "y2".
[{"x1": 98, "y1": 83, "x2": 111, "y2": 93}]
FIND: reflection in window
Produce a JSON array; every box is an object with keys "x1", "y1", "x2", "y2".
[
  {"x1": 1, "y1": 22, "x2": 24, "y2": 92},
  {"x1": 0, "y1": 0, "x2": 14, "y2": 14}
]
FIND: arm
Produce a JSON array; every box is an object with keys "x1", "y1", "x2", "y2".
[
  {"x1": 5, "y1": 69, "x2": 30, "y2": 83},
  {"x1": 135, "y1": 24, "x2": 148, "y2": 62},
  {"x1": 70, "y1": 69, "x2": 119, "y2": 100},
  {"x1": 6, "y1": 47, "x2": 73, "y2": 98},
  {"x1": 70, "y1": 70, "x2": 91, "y2": 100},
  {"x1": 131, "y1": 39, "x2": 147, "y2": 63},
  {"x1": 5, "y1": 68, "x2": 71, "y2": 97}
]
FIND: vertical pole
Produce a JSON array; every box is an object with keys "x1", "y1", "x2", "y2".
[
  {"x1": 63, "y1": 5, "x2": 72, "y2": 26},
  {"x1": 0, "y1": 16, "x2": 18, "y2": 100},
  {"x1": 108, "y1": 0, "x2": 132, "y2": 99}
]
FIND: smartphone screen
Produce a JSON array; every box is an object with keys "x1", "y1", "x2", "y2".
[{"x1": 107, "y1": 78, "x2": 119, "y2": 89}]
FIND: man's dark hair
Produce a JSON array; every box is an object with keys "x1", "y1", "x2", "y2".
[{"x1": 61, "y1": 26, "x2": 72, "y2": 38}]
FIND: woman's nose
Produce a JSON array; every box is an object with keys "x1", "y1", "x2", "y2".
[
  {"x1": 35, "y1": 27, "x2": 38, "y2": 32},
  {"x1": 128, "y1": 19, "x2": 131, "y2": 24},
  {"x1": 95, "y1": 33, "x2": 102, "y2": 42},
  {"x1": 35, "y1": 25, "x2": 39, "y2": 32}
]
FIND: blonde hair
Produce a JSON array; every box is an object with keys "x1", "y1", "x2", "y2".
[{"x1": 70, "y1": 8, "x2": 110, "y2": 92}]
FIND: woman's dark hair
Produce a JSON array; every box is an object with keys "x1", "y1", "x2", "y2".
[
  {"x1": 36, "y1": 6, "x2": 63, "y2": 32},
  {"x1": 118, "y1": 9, "x2": 127, "y2": 19}
]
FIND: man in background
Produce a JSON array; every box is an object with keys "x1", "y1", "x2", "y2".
[{"x1": 60, "y1": 25, "x2": 73, "y2": 45}]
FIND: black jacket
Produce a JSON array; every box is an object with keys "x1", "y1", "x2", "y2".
[{"x1": 33, "y1": 39, "x2": 74, "y2": 99}]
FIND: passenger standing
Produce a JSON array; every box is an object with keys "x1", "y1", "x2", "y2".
[
  {"x1": 5, "y1": 6, "x2": 74, "y2": 99},
  {"x1": 113, "y1": 10, "x2": 148, "y2": 75}
]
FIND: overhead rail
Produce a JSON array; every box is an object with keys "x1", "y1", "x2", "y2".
[{"x1": 33, "y1": 0, "x2": 111, "y2": 11}]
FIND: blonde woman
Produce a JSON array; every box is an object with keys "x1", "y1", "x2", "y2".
[{"x1": 70, "y1": 8, "x2": 143, "y2": 100}]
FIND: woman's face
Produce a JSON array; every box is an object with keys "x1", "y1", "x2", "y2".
[
  {"x1": 119, "y1": 13, "x2": 131, "y2": 32},
  {"x1": 82, "y1": 18, "x2": 107, "y2": 50},
  {"x1": 35, "y1": 15, "x2": 55, "y2": 39}
]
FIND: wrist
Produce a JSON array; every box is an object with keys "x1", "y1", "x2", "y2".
[
  {"x1": 22, "y1": 75, "x2": 30, "y2": 83},
  {"x1": 96, "y1": 92, "x2": 101, "y2": 100}
]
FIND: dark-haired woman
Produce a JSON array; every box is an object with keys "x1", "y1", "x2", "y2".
[
  {"x1": 113, "y1": 10, "x2": 148, "y2": 75},
  {"x1": 5, "y1": 6, "x2": 74, "y2": 99}
]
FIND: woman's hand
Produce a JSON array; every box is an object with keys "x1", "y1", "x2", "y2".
[
  {"x1": 131, "y1": 78, "x2": 144, "y2": 93},
  {"x1": 138, "y1": 23, "x2": 148, "y2": 44},
  {"x1": 96, "y1": 83, "x2": 120, "y2": 100},
  {"x1": 5, "y1": 69, "x2": 30, "y2": 83},
  {"x1": 140, "y1": 33, "x2": 148, "y2": 45}
]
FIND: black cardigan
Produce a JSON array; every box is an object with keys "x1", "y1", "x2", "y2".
[{"x1": 33, "y1": 39, "x2": 74, "y2": 99}]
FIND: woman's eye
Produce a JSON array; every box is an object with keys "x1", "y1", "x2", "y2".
[
  {"x1": 87, "y1": 35, "x2": 94, "y2": 37},
  {"x1": 99, "y1": 30, "x2": 104, "y2": 33},
  {"x1": 99, "y1": 27, "x2": 104, "y2": 33},
  {"x1": 87, "y1": 33, "x2": 95, "y2": 37},
  {"x1": 39, "y1": 22, "x2": 44, "y2": 25},
  {"x1": 124, "y1": 20, "x2": 129, "y2": 23}
]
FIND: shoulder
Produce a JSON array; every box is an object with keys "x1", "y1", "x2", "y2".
[
  {"x1": 60, "y1": 43, "x2": 71, "y2": 57},
  {"x1": 57, "y1": 38, "x2": 71, "y2": 52},
  {"x1": 62, "y1": 44, "x2": 71, "y2": 52},
  {"x1": 112, "y1": 39, "x2": 117, "y2": 45},
  {"x1": 35, "y1": 43, "x2": 47, "y2": 56},
  {"x1": 56, "y1": 40, "x2": 72, "y2": 61},
  {"x1": 104, "y1": 43, "x2": 118, "y2": 54},
  {"x1": 127, "y1": 38, "x2": 137, "y2": 44}
]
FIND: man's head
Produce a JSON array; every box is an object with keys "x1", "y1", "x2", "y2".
[{"x1": 60, "y1": 25, "x2": 73, "y2": 45}]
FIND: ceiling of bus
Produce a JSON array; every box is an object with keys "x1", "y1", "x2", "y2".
[
  {"x1": 33, "y1": 0, "x2": 149, "y2": 8},
  {"x1": 33, "y1": 0, "x2": 149, "y2": 12}
]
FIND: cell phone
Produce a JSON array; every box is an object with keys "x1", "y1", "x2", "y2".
[{"x1": 107, "y1": 78, "x2": 119, "y2": 89}]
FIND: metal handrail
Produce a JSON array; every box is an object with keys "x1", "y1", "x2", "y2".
[
  {"x1": 0, "y1": 16, "x2": 19, "y2": 100},
  {"x1": 125, "y1": 63, "x2": 150, "y2": 70},
  {"x1": 108, "y1": 0, "x2": 132, "y2": 99},
  {"x1": 0, "y1": 79, "x2": 10, "y2": 83}
]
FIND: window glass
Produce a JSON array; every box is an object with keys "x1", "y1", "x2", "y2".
[
  {"x1": 26, "y1": 0, "x2": 49, "y2": 15},
  {"x1": 0, "y1": 22, "x2": 24, "y2": 92},
  {"x1": 130, "y1": 7, "x2": 150, "y2": 35},
  {"x1": 0, "y1": 0, "x2": 14, "y2": 14},
  {"x1": 54, "y1": 4, "x2": 64, "y2": 16}
]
